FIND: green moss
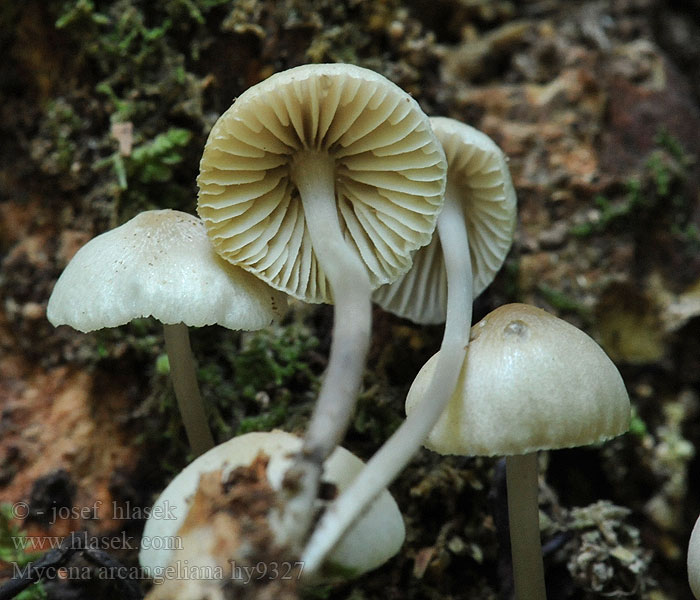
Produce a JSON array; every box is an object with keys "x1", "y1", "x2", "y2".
[
  {"x1": 155, "y1": 353, "x2": 170, "y2": 375},
  {"x1": 671, "y1": 222, "x2": 700, "y2": 254},
  {"x1": 313, "y1": 560, "x2": 361, "y2": 583},
  {"x1": 571, "y1": 130, "x2": 693, "y2": 241},
  {"x1": 54, "y1": 0, "x2": 107, "y2": 29},
  {"x1": 190, "y1": 323, "x2": 321, "y2": 441},
  {"x1": 40, "y1": 0, "x2": 220, "y2": 222},
  {"x1": 80, "y1": 318, "x2": 163, "y2": 367},
  {"x1": 645, "y1": 152, "x2": 672, "y2": 197},
  {"x1": 0, "y1": 504, "x2": 47, "y2": 600},
  {"x1": 167, "y1": 0, "x2": 231, "y2": 25},
  {"x1": 231, "y1": 326, "x2": 319, "y2": 399},
  {"x1": 628, "y1": 406, "x2": 647, "y2": 438},
  {"x1": 653, "y1": 127, "x2": 692, "y2": 167},
  {"x1": 0, "y1": 505, "x2": 42, "y2": 566},
  {"x1": 568, "y1": 221, "x2": 593, "y2": 237},
  {"x1": 301, "y1": 584, "x2": 334, "y2": 600},
  {"x1": 536, "y1": 283, "x2": 589, "y2": 316},
  {"x1": 352, "y1": 384, "x2": 403, "y2": 445},
  {"x1": 40, "y1": 100, "x2": 82, "y2": 171},
  {"x1": 236, "y1": 397, "x2": 290, "y2": 435},
  {"x1": 126, "y1": 127, "x2": 192, "y2": 184},
  {"x1": 570, "y1": 185, "x2": 646, "y2": 237},
  {"x1": 90, "y1": 125, "x2": 194, "y2": 224}
]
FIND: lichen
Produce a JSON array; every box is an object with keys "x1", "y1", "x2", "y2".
[
  {"x1": 643, "y1": 393, "x2": 696, "y2": 535},
  {"x1": 564, "y1": 501, "x2": 654, "y2": 597}
]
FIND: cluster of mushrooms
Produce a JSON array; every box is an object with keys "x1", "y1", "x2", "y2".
[{"x1": 47, "y1": 64, "x2": 640, "y2": 599}]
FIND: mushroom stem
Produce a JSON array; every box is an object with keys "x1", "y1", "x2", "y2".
[
  {"x1": 282, "y1": 151, "x2": 372, "y2": 545},
  {"x1": 505, "y1": 452, "x2": 547, "y2": 600},
  {"x1": 162, "y1": 322, "x2": 215, "y2": 457},
  {"x1": 301, "y1": 191, "x2": 472, "y2": 573}
]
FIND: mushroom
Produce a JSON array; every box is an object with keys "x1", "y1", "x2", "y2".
[
  {"x1": 373, "y1": 116, "x2": 517, "y2": 324},
  {"x1": 302, "y1": 117, "x2": 516, "y2": 573},
  {"x1": 405, "y1": 303, "x2": 630, "y2": 600},
  {"x1": 196, "y1": 63, "x2": 446, "y2": 538},
  {"x1": 139, "y1": 430, "x2": 405, "y2": 585},
  {"x1": 690, "y1": 514, "x2": 700, "y2": 599},
  {"x1": 47, "y1": 209, "x2": 286, "y2": 456}
]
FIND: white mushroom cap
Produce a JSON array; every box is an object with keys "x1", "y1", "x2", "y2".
[
  {"x1": 690, "y1": 514, "x2": 700, "y2": 599},
  {"x1": 373, "y1": 117, "x2": 517, "y2": 324},
  {"x1": 197, "y1": 63, "x2": 447, "y2": 303},
  {"x1": 47, "y1": 209, "x2": 286, "y2": 332},
  {"x1": 405, "y1": 303, "x2": 630, "y2": 456},
  {"x1": 139, "y1": 430, "x2": 405, "y2": 579}
]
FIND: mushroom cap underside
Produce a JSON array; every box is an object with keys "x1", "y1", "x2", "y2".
[
  {"x1": 373, "y1": 117, "x2": 517, "y2": 324},
  {"x1": 198, "y1": 63, "x2": 447, "y2": 304}
]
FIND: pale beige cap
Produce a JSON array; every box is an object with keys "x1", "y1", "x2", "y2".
[
  {"x1": 197, "y1": 63, "x2": 447, "y2": 303},
  {"x1": 373, "y1": 117, "x2": 517, "y2": 324},
  {"x1": 405, "y1": 304, "x2": 630, "y2": 456},
  {"x1": 47, "y1": 209, "x2": 286, "y2": 332},
  {"x1": 139, "y1": 430, "x2": 405, "y2": 579},
  {"x1": 690, "y1": 514, "x2": 700, "y2": 598}
]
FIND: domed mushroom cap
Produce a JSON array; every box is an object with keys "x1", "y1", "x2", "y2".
[
  {"x1": 47, "y1": 209, "x2": 286, "y2": 332},
  {"x1": 197, "y1": 63, "x2": 447, "y2": 303},
  {"x1": 373, "y1": 117, "x2": 517, "y2": 324},
  {"x1": 405, "y1": 303, "x2": 630, "y2": 456},
  {"x1": 690, "y1": 514, "x2": 700, "y2": 598},
  {"x1": 139, "y1": 430, "x2": 405, "y2": 579}
]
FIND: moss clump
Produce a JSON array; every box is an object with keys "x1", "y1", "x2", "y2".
[
  {"x1": 190, "y1": 323, "x2": 321, "y2": 441},
  {"x1": 30, "y1": 98, "x2": 82, "y2": 178},
  {"x1": 95, "y1": 126, "x2": 194, "y2": 220},
  {"x1": 0, "y1": 504, "x2": 46, "y2": 600},
  {"x1": 232, "y1": 326, "x2": 319, "y2": 400},
  {"x1": 25, "y1": 0, "x2": 226, "y2": 226},
  {"x1": 571, "y1": 130, "x2": 695, "y2": 241},
  {"x1": 628, "y1": 406, "x2": 648, "y2": 439},
  {"x1": 351, "y1": 382, "x2": 404, "y2": 448}
]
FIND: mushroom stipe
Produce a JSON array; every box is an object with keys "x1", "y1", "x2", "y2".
[
  {"x1": 47, "y1": 209, "x2": 286, "y2": 456},
  {"x1": 196, "y1": 63, "x2": 447, "y2": 548},
  {"x1": 303, "y1": 117, "x2": 517, "y2": 575}
]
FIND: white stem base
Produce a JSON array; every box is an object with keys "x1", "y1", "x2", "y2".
[
  {"x1": 280, "y1": 151, "x2": 372, "y2": 550},
  {"x1": 301, "y1": 191, "x2": 473, "y2": 573}
]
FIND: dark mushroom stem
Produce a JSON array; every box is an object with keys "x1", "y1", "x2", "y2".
[
  {"x1": 162, "y1": 322, "x2": 215, "y2": 457},
  {"x1": 506, "y1": 452, "x2": 547, "y2": 600},
  {"x1": 302, "y1": 189, "x2": 472, "y2": 571},
  {"x1": 281, "y1": 150, "x2": 372, "y2": 546}
]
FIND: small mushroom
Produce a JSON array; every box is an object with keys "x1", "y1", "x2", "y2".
[
  {"x1": 405, "y1": 304, "x2": 630, "y2": 600},
  {"x1": 302, "y1": 117, "x2": 516, "y2": 574},
  {"x1": 197, "y1": 63, "x2": 446, "y2": 539},
  {"x1": 47, "y1": 209, "x2": 286, "y2": 456},
  {"x1": 139, "y1": 430, "x2": 405, "y2": 585},
  {"x1": 373, "y1": 116, "x2": 516, "y2": 324},
  {"x1": 690, "y1": 514, "x2": 700, "y2": 599}
]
